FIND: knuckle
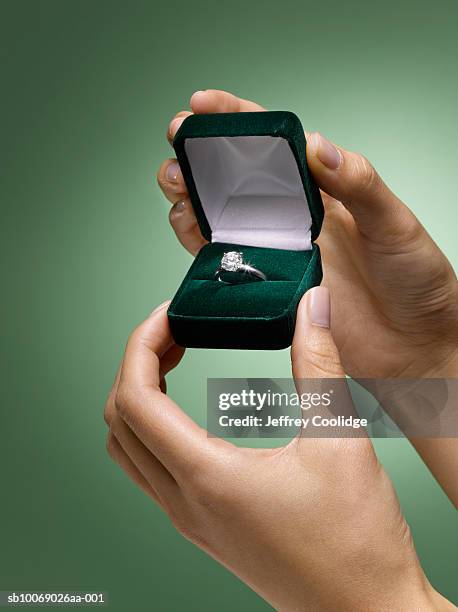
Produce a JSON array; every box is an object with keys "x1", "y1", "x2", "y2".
[
  {"x1": 156, "y1": 166, "x2": 166, "y2": 189},
  {"x1": 163, "y1": 501, "x2": 196, "y2": 540},
  {"x1": 304, "y1": 337, "x2": 343, "y2": 377},
  {"x1": 103, "y1": 400, "x2": 113, "y2": 425},
  {"x1": 351, "y1": 154, "x2": 380, "y2": 194},
  {"x1": 104, "y1": 383, "x2": 119, "y2": 425},
  {"x1": 168, "y1": 206, "x2": 178, "y2": 225},
  {"x1": 180, "y1": 527, "x2": 208, "y2": 549},
  {"x1": 167, "y1": 506, "x2": 190, "y2": 535},
  {"x1": 394, "y1": 209, "x2": 424, "y2": 246},
  {"x1": 156, "y1": 160, "x2": 172, "y2": 190},
  {"x1": 106, "y1": 434, "x2": 116, "y2": 459},
  {"x1": 166, "y1": 504, "x2": 210, "y2": 549},
  {"x1": 169, "y1": 514, "x2": 201, "y2": 545},
  {"x1": 114, "y1": 383, "x2": 136, "y2": 421}
]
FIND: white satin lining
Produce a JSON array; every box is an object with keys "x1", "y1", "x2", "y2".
[{"x1": 184, "y1": 136, "x2": 312, "y2": 250}]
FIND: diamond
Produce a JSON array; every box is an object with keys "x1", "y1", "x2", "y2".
[{"x1": 221, "y1": 251, "x2": 243, "y2": 272}]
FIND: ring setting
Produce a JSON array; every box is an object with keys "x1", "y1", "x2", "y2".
[{"x1": 215, "y1": 251, "x2": 267, "y2": 284}]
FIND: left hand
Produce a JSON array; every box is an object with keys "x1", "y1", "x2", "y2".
[
  {"x1": 104, "y1": 291, "x2": 450, "y2": 611},
  {"x1": 157, "y1": 90, "x2": 458, "y2": 381}
]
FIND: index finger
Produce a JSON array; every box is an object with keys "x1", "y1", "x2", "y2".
[
  {"x1": 190, "y1": 89, "x2": 266, "y2": 114},
  {"x1": 116, "y1": 303, "x2": 219, "y2": 478},
  {"x1": 167, "y1": 90, "x2": 266, "y2": 143}
]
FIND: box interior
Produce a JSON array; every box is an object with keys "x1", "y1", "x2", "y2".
[
  {"x1": 184, "y1": 136, "x2": 312, "y2": 251},
  {"x1": 169, "y1": 242, "x2": 316, "y2": 319},
  {"x1": 168, "y1": 112, "x2": 324, "y2": 348}
]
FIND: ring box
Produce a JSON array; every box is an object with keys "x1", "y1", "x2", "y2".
[{"x1": 167, "y1": 111, "x2": 324, "y2": 350}]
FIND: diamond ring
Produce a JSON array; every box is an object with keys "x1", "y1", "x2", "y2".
[{"x1": 214, "y1": 251, "x2": 267, "y2": 284}]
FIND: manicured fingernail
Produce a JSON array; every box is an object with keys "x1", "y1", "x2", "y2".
[
  {"x1": 312, "y1": 133, "x2": 342, "y2": 170},
  {"x1": 307, "y1": 286, "x2": 330, "y2": 328},
  {"x1": 171, "y1": 200, "x2": 185, "y2": 214},
  {"x1": 169, "y1": 117, "x2": 184, "y2": 138},
  {"x1": 166, "y1": 162, "x2": 180, "y2": 183},
  {"x1": 149, "y1": 300, "x2": 170, "y2": 317}
]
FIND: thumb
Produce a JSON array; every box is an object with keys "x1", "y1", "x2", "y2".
[
  {"x1": 292, "y1": 287, "x2": 369, "y2": 443},
  {"x1": 291, "y1": 287, "x2": 344, "y2": 379},
  {"x1": 306, "y1": 132, "x2": 419, "y2": 243}
]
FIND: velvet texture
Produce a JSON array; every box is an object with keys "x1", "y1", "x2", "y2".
[
  {"x1": 173, "y1": 112, "x2": 324, "y2": 242},
  {"x1": 168, "y1": 243, "x2": 322, "y2": 349},
  {"x1": 168, "y1": 112, "x2": 324, "y2": 350}
]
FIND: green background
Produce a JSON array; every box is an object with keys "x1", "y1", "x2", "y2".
[{"x1": 1, "y1": 0, "x2": 457, "y2": 610}]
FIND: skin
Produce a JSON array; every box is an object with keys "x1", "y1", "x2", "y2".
[
  {"x1": 157, "y1": 89, "x2": 458, "y2": 506},
  {"x1": 104, "y1": 297, "x2": 455, "y2": 610},
  {"x1": 104, "y1": 90, "x2": 458, "y2": 609},
  {"x1": 159, "y1": 90, "x2": 457, "y2": 380}
]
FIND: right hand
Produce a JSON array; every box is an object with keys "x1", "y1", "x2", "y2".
[
  {"x1": 156, "y1": 89, "x2": 458, "y2": 381},
  {"x1": 105, "y1": 291, "x2": 455, "y2": 611}
]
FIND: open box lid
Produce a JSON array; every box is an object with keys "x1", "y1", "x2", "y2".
[{"x1": 173, "y1": 111, "x2": 324, "y2": 251}]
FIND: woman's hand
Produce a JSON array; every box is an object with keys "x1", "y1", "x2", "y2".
[
  {"x1": 104, "y1": 291, "x2": 453, "y2": 611},
  {"x1": 156, "y1": 90, "x2": 458, "y2": 380}
]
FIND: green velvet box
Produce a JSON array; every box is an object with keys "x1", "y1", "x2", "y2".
[{"x1": 167, "y1": 111, "x2": 324, "y2": 350}]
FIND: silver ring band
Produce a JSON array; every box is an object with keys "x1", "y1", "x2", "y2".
[{"x1": 214, "y1": 251, "x2": 267, "y2": 284}]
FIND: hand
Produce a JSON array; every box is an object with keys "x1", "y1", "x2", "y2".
[
  {"x1": 156, "y1": 90, "x2": 458, "y2": 380},
  {"x1": 104, "y1": 290, "x2": 454, "y2": 611}
]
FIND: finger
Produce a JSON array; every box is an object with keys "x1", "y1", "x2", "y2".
[
  {"x1": 116, "y1": 306, "x2": 220, "y2": 478},
  {"x1": 157, "y1": 158, "x2": 188, "y2": 203},
  {"x1": 110, "y1": 415, "x2": 179, "y2": 502},
  {"x1": 291, "y1": 287, "x2": 344, "y2": 379},
  {"x1": 156, "y1": 157, "x2": 207, "y2": 254},
  {"x1": 169, "y1": 198, "x2": 207, "y2": 256},
  {"x1": 105, "y1": 343, "x2": 186, "y2": 426},
  {"x1": 291, "y1": 288, "x2": 369, "y2": 444},
  {"x1": 106, "y1": 432, "x2": 164, "y2": 507},
  {"x1": 166, "y1": 92, "x2": 265, "y2": 143},
  {"x1": 190, "y1": 89, "x2": 266, "y2": 114},
  {"x1": 167, "y1": 110, "x2": 193, "y2": 144},
  {"x1": 320, "y1": 189, "x2": 347, "y2": 215},
  {"x1": 104, "y1": 302, "x2": 168, "y2": 427},
  {"x1": 104, "y1": 362, "x2": 123, "y2": 425},
  {"x1": 306, "y1": 132, "x2": 420, "y2": 244},
  {"x1": 104, "y1": 305, "x2": 185, "y2": 427},
  {"x1": 159, "y1": 343, "x2": 186, "y2": 380}
]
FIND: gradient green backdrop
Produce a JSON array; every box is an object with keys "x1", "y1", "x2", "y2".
[{"x1": 2, "y1": 1, "x2": 457, "y2": 610}]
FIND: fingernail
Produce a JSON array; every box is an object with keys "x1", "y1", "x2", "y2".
[
  {"x1": 312, "y1": 133, "x2": 342, "y2": 170},
  {"x1": 307, "y1": 286, "x2": 330, "y2": 328},
  {"x1": 169, "y1": 117, "x2": 184, "y2": 139},
  {"x1": 149, "y1": 300, "x2": 170, "y2": 317},
  {"x1": 166, "y1": 162, "x2": 180, "y2": 183},
  {"x1": 171, "y1": 200, "x2": 185, "y2": 214}
]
